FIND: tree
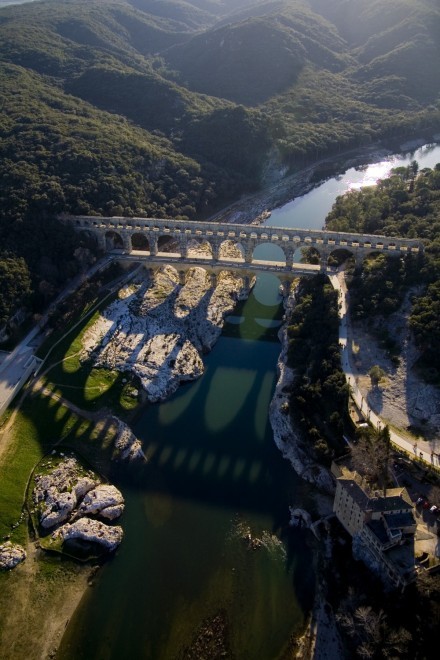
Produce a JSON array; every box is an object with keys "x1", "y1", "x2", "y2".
[
  {"x1": 351, "y1": 425, "x2": 392, "y2": 490},
  {"x1": 0, "y1": 255, "x2": 32, "y2": 327},
  {"x1": 369, "y1": 365, "x2": 386, "y2": 387}
]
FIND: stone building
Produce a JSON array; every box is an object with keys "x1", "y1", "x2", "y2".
[{"x1": 332, "y1": 467, "x2": 417, "y2": 588}]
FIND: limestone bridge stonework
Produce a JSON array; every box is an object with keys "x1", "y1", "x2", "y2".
[{"x1": 63, "y1": 215, "x2": 423, "y2": 276}]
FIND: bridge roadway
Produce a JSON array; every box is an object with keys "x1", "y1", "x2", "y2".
[
  {"x1": 119, "y1": 250, "x2": 322, "y2": 282},
  {"x1": 63, "y1": 215, "x2": 423, "y2": 270}
]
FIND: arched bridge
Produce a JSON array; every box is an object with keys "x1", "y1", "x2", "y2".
[{"x1": 63, "y1": 215, "x2": 423, "y2": 276}]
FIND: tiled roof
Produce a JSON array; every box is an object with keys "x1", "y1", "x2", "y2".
[{"x1": 366, "y1": 519, "x2": 389, "y2": 545}]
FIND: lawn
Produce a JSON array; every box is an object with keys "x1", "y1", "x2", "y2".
[{"x1": 0, "y1": 394, "x2": 118, "y2": 545}]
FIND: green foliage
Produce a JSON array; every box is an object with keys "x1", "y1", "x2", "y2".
[
  {"x1": 409, "y1": 279, "x2": 440, "y2": 376},
  {"x1": 0, "y1": 0, "x2": 439, "y2": 329},
  {"x1": 326, "y1": 163, "x2": 440, "y2": 377},
  {"x1": 286, "y1": 275, "x2": 348, "y2": 462},
  {"x1": 0, "y1": 255, "x2": 32, "y2": 326}
]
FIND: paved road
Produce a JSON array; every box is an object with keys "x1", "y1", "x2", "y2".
[
  {"x1": 0, "y1": 255, "x2": 125, "y2": 417},
  {"x1": 329, "y1": 272, "x2": 440, "y2": 471}
]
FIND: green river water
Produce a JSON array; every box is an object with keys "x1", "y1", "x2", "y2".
[{"x1": 58, "y1": 275, "x2": 315, "y2": 660}]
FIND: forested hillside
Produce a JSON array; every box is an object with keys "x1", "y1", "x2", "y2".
[
  {"x1": 0, "y1": 0, "x2": 439, "y2": 332},
  {"x1": 325, "y1": 163, "x2": 440, "y2": 380}
]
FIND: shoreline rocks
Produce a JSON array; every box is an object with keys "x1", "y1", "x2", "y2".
[
  {"x1": 52, "y1": 518, "x2": 123, "y2": 553},
  {"x1": 0, "y1": 542, "x2": 26, "y2": 571},
  {"x1": 31, "y1": 454, "x2": 124, "y2": 555}
]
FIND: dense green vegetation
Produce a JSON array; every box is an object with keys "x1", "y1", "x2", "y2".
[
  {"x1": 0, "y1": 0, "x2": 439, "y2": 330},
  {"x1": 286, "y1": 275, "x2": 348, "y2": 463},
  {"x1": 326, "y1": 163, "x2": 440, "y2": 378}
]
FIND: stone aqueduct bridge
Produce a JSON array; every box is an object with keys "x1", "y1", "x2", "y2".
[{"x1": 64, "y1": 215, "x2": 423, "y2": 278}]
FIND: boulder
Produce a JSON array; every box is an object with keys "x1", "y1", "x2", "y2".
[
  {"x1": 53, "y1": 518, "x2": 123, "y2": 552},
  {"x1": 79, "y1": 485, "x2": 125, "y2": 519},
  {"x1": 0, "y1": 542, "x2": 26, "y2": 570}
]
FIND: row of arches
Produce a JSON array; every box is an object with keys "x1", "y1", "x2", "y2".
[
  {"x1": 80, "y1": 229, "x2": 400, "y2": 269},
  {"x1": 84, "y1": 230, "x2": 360, "y2": 265}
]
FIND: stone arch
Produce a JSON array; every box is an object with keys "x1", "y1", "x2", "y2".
[
  {"x1": 328, "y1": 248, "x2": 355, "y2": 267},
  {"x1": 131, "y1": 233, "x2": 150, "y2": 251},
  {"x1": 252, "y1": 242, "x2": 286, "y2": 264},
  {"x1": 105, "y1": 230, "x2": 123, "y2": 250},
  {"x1": 185, "y1": 237, "x2": 213, "y2": 259},
  {"x1": 158, "y1": 234, "x2": 177, "y2": 253},
  {"x1": 300, "y1": 246, "x2": 321, "y2": 266},
  {"x1": 218, "y1": 239, "x2": 245, "y2": 261}
]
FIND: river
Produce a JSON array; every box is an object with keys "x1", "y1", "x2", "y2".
[{"x1": 57, "y1": 142, "x2": 440, "y2": 659}]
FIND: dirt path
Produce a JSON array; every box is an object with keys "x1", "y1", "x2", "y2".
[{"x1": 0, "y1": 540, "x2": 92, "y2": 660}]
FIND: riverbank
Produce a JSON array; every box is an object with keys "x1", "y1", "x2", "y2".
[
  {"x1": 269, "y1": 285, "x2": 335, "y2": 495},
  {"x1": 81, "y1": 243, "x2": 253, "y2": 403},
  {"x1": 0, "y1": 540, "x2": 93, "y2": 660},
  {"x1": 209, "y1": 143, "x2": 393, "y2": 226}
]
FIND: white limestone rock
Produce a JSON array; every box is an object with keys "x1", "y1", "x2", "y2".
[
  {"x1": 74, "y1": 477, "x2": 96, "y2": 499},
  {"x1": 53, "y1": 518, "x2": 123, "y2": 552},
  {"x1": 0, "y1": 542, "x2": 26, "y2": 570},
  {"x1": 33, "y1": 457, "x2": 101, "y2": 529},
  {"x1": 79, "y1": 484, "x2": 125, "y2": 519},
  {"x1": 33, "y1": 455, "x2": 125, "y2": 537},
  {"x1": 40, "y1": 490, "x2": 76, "y2": 529},
  {"x1": 113, "y1": 421, "x2": 145, "y2": 462},
  {"x1": 80, "y1": 258, "x2": 253, "y2": 404}
]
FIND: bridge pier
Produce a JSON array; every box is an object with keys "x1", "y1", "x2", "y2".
[
  {"x1": 123, "y1": 234, "x2": 132, "y2": 252},
  {"x1": 178, "y1": 270, "x2": 186, "y2": 286},
  {"x1": 210, "y1": 272, "x2": 218, "y2": 288},
  {"x1": 244, "y1": 244, "x2": 254, "y2": 264},
  {"x1": 285, "y1": 248, "x2": 296, "y2": 269},
  {"x1": 96, "y1": 232, "x2": 106, "y2": 252},
  {"x1": 320, "y1": 250, "x2": 329, "y2": 272},
  {"x1": 179, "y1": 238, "x2": 188, "y2": 259},
  {"x1": 149, "y1": 236, "x2": 158, "y2": 257},
  {"x1": 211, "y1": 241, "x2": 220, "y2": 261}
]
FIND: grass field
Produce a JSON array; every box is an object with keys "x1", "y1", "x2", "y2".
[{"x1": 0, "y1": 393, "x2": 118, "y2": 545}]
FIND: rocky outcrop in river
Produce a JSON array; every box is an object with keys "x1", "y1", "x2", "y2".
[
  {"x1": 31, "y1": 454, "x2": 124, "y2": 554},
  {"x1": 81, "y1": 243, "x2": 253, "y2": 403}
]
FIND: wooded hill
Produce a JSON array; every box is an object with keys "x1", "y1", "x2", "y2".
[
  {"x1": 0, "y1": 0, "x2": 439, "y2": 328},
  {"x1": 326, "y1": 163, "x2": 440, "y2": 381}
]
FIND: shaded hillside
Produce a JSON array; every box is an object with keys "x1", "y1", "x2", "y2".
[
  {"x1": 0, "y1": 0, "x2": 439, "y2": 329},
  {"x1": 163, "y1": 1, "x2": 351, "y2": 104},
  {"x1": 311, "y1": 0, "x2": 440, "y2": 103}
]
